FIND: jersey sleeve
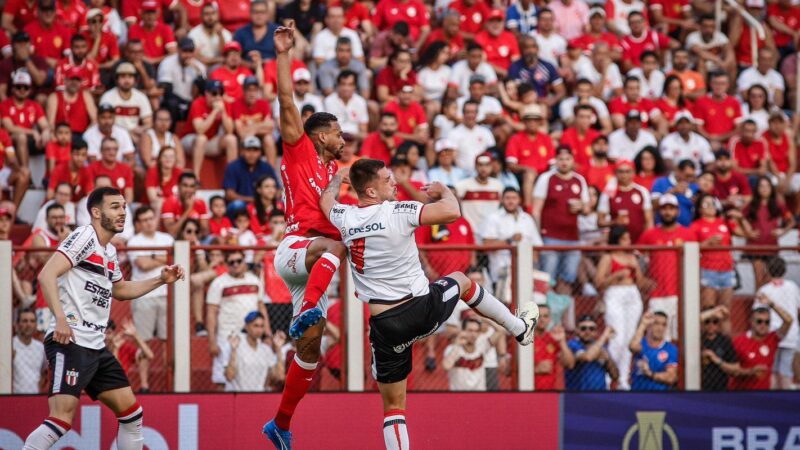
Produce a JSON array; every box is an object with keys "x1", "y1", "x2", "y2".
[
  {"x1": 205, "y1": 278, "x2": 223, "y2": 306},
  {"x1": 110, "y1": 250, "x2": 123, "y2": 283},
  {"x1": 328, "y1": 203, "x2": 350, "y2": 231},
  {"x1": 666, "y1": 343, "x2": 679, "y2": 366},
  {"x1": 57, "y1": 227, "x2": 96, "y2": 267},
  {"x1": 389, "y1": 201, "x2": 425, "y2": 235}
]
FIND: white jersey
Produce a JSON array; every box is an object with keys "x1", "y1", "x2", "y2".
[
  {"x1": 756, "y1": 279, "x2": 800, "y2": 349},
  {"x1": 329, "y1": 201, "x2": 429, "y2": 302},
  {"x1": 47, "y1": 225, "x2": 123, "y2": 350},
  {"x1": 206, "y1": 272, "x2": 264, "y2": 338},
  {"x1": 12, "y1": 335, "x2": 46, "y2": 393}
]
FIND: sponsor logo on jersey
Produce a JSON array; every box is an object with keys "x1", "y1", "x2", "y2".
[
  {"x1": 84, "y1": 280, "x2": 111, "y2": 309},
  {"x1": 393, "y1": 202, "x2": 418, "y2": 213},
  {"x1": 65, "y1": 312, "x2": 78, "y2": 326},
  {"x1": 308, "y1": 177, "x2": 322, "y2": 195},
  {"x1": 82, "y1": 320, "x2": 106, "y2": 332},
  {"x1": 332, "y1": 207, "x2": 346, "y2": 215},
  {"x1": 393, "y1": 322, "x2": 439, "y2": 353},
  {"x1": 65, "y1": 369, "x2": 79, "y2": 386},
  {"x1": 347, "y1": 223, "x2": 386, "y2": 235}
]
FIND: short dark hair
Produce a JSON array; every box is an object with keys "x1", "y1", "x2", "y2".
[
  {"x1": 335, "y1": 36, "x2": 352, "y2": 48},
  {"x1": 640, "y1": 50, "x2": 658, "y2": 62},
  {"x1": 380, "y1": 111, "x2": 398, "y2": 122},
  {"x1": 767, "y1": 257, "x2": 787, "y2": 278},
  {"x1": 72, "y1": 138, "x2": 88, "y2": 151},
  {"x1": 178, "y1": 171, "x2": 197, "y2": 185},
  {"x1": 608, "y1": 225, "x2": 629, "y2": 245},
  {"x1": 269, "y1": 209, "x2": 285, "y2": 220},
  {"x1": 225, "y1": 249, "x2": 244, "y2": 260},
  {"x1": 624, "y1": 75, "x2": 640, "y2": 87},
  {"x1": 133, "y1": 205, "x2": 154, "y2": 222},
  {"x1": 652, "y1": 311, "x2": 669, "y2": 320},
  {"x1": 391, "y1": 21, "x2": 409, "y2": 36},
  {"x1": 462, "y1": 99, "x2": 480, "y2": 113},
  {"x1": 16, "y1": 307, "x2": 34, "y2": 322},
  {"x1": 209, "y1": 195, "x2": 226, "y2": 206},
  {"x1": 336, "y1": 69, "x2": 357, "y2": 85},
  {"x1": 502, "y1": 187, "x2": 521, "y2": 197},
  {"x1": 574, "y1": 104, "x2": 595, "y2": 115},
  {"x1": 86, "y1": 186, "x2": 123, "y2": 214},
  {"x1": 677, "y1": 159, "x2": 696, "y2": 171},
  {"x1": 350, "y1": 158, "x2": 386, "y2": 195},
  {"x1": 70, "y1": 34, "x2": 86, "y2": 46},
  {"x1": 466, "y1": 42, "x2": 483, "y2": 53},
  {"x1": 462, "y1": 317, "x2": 481, "y2": 330},
  {"x1": 55, "y1": 122, "x2": 71, "y2": 131},
  {"x1": 304, "y1": 112, "x2": 339, "y2": 135},
  {"x1": 46, "y1": 202, "x2": 65, "y2": 217}
]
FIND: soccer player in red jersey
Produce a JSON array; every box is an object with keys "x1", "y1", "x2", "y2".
[{"x1": 263, "y1": 21, "x2": 347, "y2": 449}]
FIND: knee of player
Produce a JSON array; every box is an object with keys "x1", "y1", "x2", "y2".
[
  {"x1": 327, "y1": 241, "x2": 347, "y2": 260},
  {"x1": 445, "y1": 272, "x2": 472, "y2": 296}
]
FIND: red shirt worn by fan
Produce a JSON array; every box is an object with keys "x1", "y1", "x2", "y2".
[
  {"x1": 637, "y1": 225, "x2": 696, "y2": 297},
  {"x1": 730, "y1": 331, "x2": 779, "y2": 391},
  {"x1": 281, "y1": 134, "x2": 340, "y2": 240}
]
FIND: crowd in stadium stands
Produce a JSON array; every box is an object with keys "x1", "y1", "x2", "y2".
[{"x1": 7, "y1": 0, "x2": 800, "y2": 392}]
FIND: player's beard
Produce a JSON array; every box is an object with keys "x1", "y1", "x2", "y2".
[{"x1": 100, "y1": 213, "x2": 124, "y2": 233}]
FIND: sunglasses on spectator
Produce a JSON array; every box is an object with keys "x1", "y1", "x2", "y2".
[
  {"x1": 89, "y1": 18, "x2": 103, "y2": 24},
  {"x1": 703, "y1": 318, "x2": 720, "y2": 325},
  {"x1": 227, "y1": 258, "x2": 244, "y2": 266},
  {"x1": 579, "y1": 325, "x2": 596, "y2": 332},
  {"x1": 755, "y1": 319, "x2": 770, "y2": 325},
  {"x1": 13, "y1": 85, "x2": 30, "y2": 90}
]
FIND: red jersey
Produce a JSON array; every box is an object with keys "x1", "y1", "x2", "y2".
[
  {"x1": 361, "y1": 131, "x2": 401, "y2": 165},
  {"x1": 768, "y1": 3, "x2": 800, "y2": 48},
  {"x1": 210, "y1": 65, "x2": 253, "y2": 101},
  {"x1": 57, "y1": 0, "x2": 87, "y2": 32},
  {"x1": 415, "y1": 216, "x2": 475, "y2": 276},
  {"x1": 560, "y1": 127, "x2": 601, "y2": 170},
  {"x1": 372, "y1": 0, "x2": 430, "y2": 40},
  {"x1": 178, "y1": 0, "x2": 205, "y2": 27},
  {"x1": 281, "y1": 134, "x2": 340, "y2": 240},
  {"x1": 127, "y1": 22, "x2": 176, "y2": 59},
  {"x1": 375, "y1": 67, "x2": 418, "y2": 96},
  {"x1": 186, "y1": 98, "x2": 232, "y2": 138},
  {"x1": 533, "y1": 332, "x2": 560, "y2": 390},
  {"x1": 219, "y1": 0, "x2": 250, "y2": 31},
  {"x1": 25, "y1": 20, "x2": 72, "y2": 62},
  {"x1": 634, "y1": 172, "x2": 658, "y2": 191},
  {"x1": 690, "y1": 217, "x2": 734, "y2": 271},
  {"x1": 534, "y1": 170, "x2": 589, "y2": 241},
  {"x1": 583, "y1": 161, "x2": 616, "y2": 191},
  {"x1": 247, "y1": 202, "x2": 284, "y2": 237},
  {"x1": 474, "y1": 30, "x2": 520, "y2": 71},
  {"x1": 621, "y1": 30, "x2": 670, "y2": 67},
  {"x1": 82, "y1": 31, "x2": 120, "y2": 65},
  {"x1": 649, "y1": 0, "x2": 690, "y2": 31},
  {"x1": 121, "y1": 0, "x2": 174, "y2": 22},
  {"x1": 730, "y1": 137, "x2": 768, "y2": 170},
  {"x1": 263, "y1": 251, "x2": 292, "y2": 303},
  {"x1": 262, "y1": 59, "x2": 307, "y2": 94},
  {"x1": 730, "y1": 331, "x2": 780, "y2": 390},
  {"x1": 3, "y1": 0, "x2": 37, "y2": 34},
  {"x1": 602, "y1": 183, "x2": 651, "y2": 242},
  {"x1": 160, "y1": 196, "x2": 210, "y2": 220},
  {"x1": 570, "y1": 32, "x2": 622, "y2": 55},
  {"x1": 144, "y1": 165, "x2": 182, "y2": 200},
  {"x1": 653, "y1": 98, "x2": 694, "y2": 125},
  {"x1": 331, "y1": 1, "x2": 370, "y2": 30},
  {"x1": 744, "y1": 202, "x2": 792, "y2": 250},
  {"x1": 49, "y1": 161, "x2": 90, "y2": 201},
  {"x1": 383, "y1": 101, "x2": 427, "y2": 134},
  {"x1": 608, "y1": 96, "x2": 658, "y2": 128},
  {"x1": 423, "y1": 29, "x2": 465, "y2": 56},
  {"x1": 506, "y1": 131, "x2": 555, "y2": 173},
  {"x1": 0, "y1": 98, "x2": 44, "y2": 130},
  {"x1": 54, "y1": 56, "x2": 100, "y2": 90},
  {"x1": 762, "y1": 130, "x2": 791, "y2": 173},
  {"x1": 449, "y1": 0, "x2": 491, "y2": 35},
  {"x1": 45, "y1": 141, "x2": 70, "y2": 165},
  {"x1": 87, "y1": 161, "x2": 134, "y2": 192},
  {"x1": 209, "y1": 216, "x2": 234, "y2": 237},
  {"x1": 231, "y1": 98, "x2": 271, "y2": 125},
  {"x1": 52, "y1": 90, "x2": 91, "y2": 134},
  {"x1": 736, "y1": 24, "x2": 768, "y2": 69},
  {"x1": 694, "y1": 95, "x2": 741, "y2": 138},
  {"x1": 713, "y1": 170, "x2": 752, "y2": 201},
  {"x1": 0, "y1": 129, "x2": 12, "y2": 170},
  {"x1": 637, "y1": 225, "x2": 695, "y2": 296}
]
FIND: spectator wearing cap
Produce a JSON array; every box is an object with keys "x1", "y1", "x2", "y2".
[
  {"x1": 210, "y1": 40, "x2": 254, "y2": 103},
  {"x1": 505, "y1": 0, "x2": 538, "y2": 36},
  {"x1": 81, "y1": 8, "x2": 119, "y2": 72},
  {"x1": 0, "y1": 70, "x2": 49, "y2": 169},
  {"x1": 474, "y1": 10, "x2": 519, "y2": 78},
  {"x1": 318, "y1": 37, "x2": 370, "y2": 98},
  {"x1": 457, "y1": 74, "x2": 503, "y2": 125},
  {"x1": 158, "y1": 37, "x2": 206, "y2": 123},
  {"x1": 375, "y1": 49, "x2": 419, "y2": 105},
  {"x1": 312, "y1": 6, "x2": 364, "y2": 66},
  {"x1": 738, "y1": 48, "x2": 785, "y2": 108},
  {"x1": 449, "y1": 0, "x2": 491, "y2": 41},
  {"x1": 637, "y1": 193, "x2": 697, "y2": 340},
  {"x1": 271, "y1": 67, "x2": 324, "y2": 122},
  {"x1": 508, "y1": 36, "x2": 565, "y2": 105},
  {"x1": 549, "y1": 0, "x2": 589, "y2": 42},
  {"x1": 221, "y1": 311, "x2": 286, "y2": 392},
  {"x1": 712, "y1": 149, "x2": 752, "y2": 210},
  {"x1": 261, "y1": 55, "x2": 309, "y2": 102},
  {"x1": 372, "y1": 0, "x2": 430, "y2": 49},
  {"x1": 694, "y1": 71, "x2": 741, "y2": 149},
  {"x1": 564, "y1": 315, "x2": 619, "y2": 391},
  {"x1": 183, "y1": 78, "x2": 237, "y2": 175},
  {"x1": 232, "y1": 76, "x2": 276, "y2": 169},
  {"x1": 45, "y1": 65, "x2": 97, "y2": 135},
  {"x1": 455, "y1": 152, "x2": 503, "y2": 239},
  {"x1": 22, "y1": 0, "x2": 71, "y2": 67},
  {"x1": 232, "y1": 0, "x2": 280, "y2": 63},
  {"x1": 629, "y1": 311, "x2": 679, "y2": 391},
  {"x1": 82, "y1": 103, "x2": 136, "y2": 164},
  {"x1": 598, "y1": 160, "x2": 653, "y2": 242},
  {"x1": 187, "y1": 2, "x2": 232, "y2": 67},
  {"x1": 729, "y1": 119, "x2": 770, "y2": 179},
  {"x1": 54, "y1": 34, "x2": 100, "y2": 92},
  {"x1": 360, "y1": 112, "x2": 401, "y2": 166},
  {"x1": 112, "y1": 40, "x2": 158, "y2": 98},
  {"x1": 651, "y1": 159, "x2": 699, "y2": 226},
  {"x1": 448, "y1": 100, "x2": 496, "y2": 173},
  {"x1": 384, "y1": 84, "x2": 429, "y2": 144},
  {"x1": 533, "y1": 147, "x2": 591, "y2": 294},
  {"x1": 99, "y1": 62, "x2": 154, "y2": 145},
  {"x1": 506, "y1": 103, "x2": 555, "y2": 179},
  {"x1": 659, "y1": 110, "x2": 714, "y2": 172},
  {"x1": 608, "y1": 76, "x2": 661, "y2": 130},
  {"x1": 324, "y1": 70, "x2": 368, "y2": 140},
  {"x1": 608, "y1": 109, "x2": 657, "y2": 162},
  {"x1": 428, "y1": 139, "x2": 468, "y2": 186},
  {"x1": 0, "y1": 32, "x2": 47, "y2": 99},
  {"x1": 127, "y1": 0, "x2": 177, "y2": 65},
  {"x1": 449, "y1": 42, "x2": 498, "y2": 99},
  {"x1": 223, "y1": 135, "x2": 279, "y2": 209}
]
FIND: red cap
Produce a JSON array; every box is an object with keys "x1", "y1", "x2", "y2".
[
  {"x1": 0, "y1": 208, "x2": 12, "y2": 218},
  {"x1": 65, "y1": 66, "x2": 82, "y2": 79},
  {"x1": 141, "y1": 0, "x2": 159, "y2": 11},
  {"x1": 488, "y1": 9, "x2": 504, "y2": 20},
  {"x1": 223, "y1": 41, "x2": 242, "y2": 53},
  {"x1": 615, "y1": 159, "x2": 635, "y2": 170}
]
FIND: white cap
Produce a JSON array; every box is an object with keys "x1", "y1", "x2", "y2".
[
  {"x1": 292, "y1": 68, "x2": 312, "y2": 82},
  {"x1": 87, "y1": 8, "x2": 103, "y2": 19},
  {"x1": 435, "y1": 138, "x2": 455, "y2": 153},
  {"x1": 11, "y1": 70, "x2": 31, "y2": 86},
  {"x1": 745, "y1": 0, "x2": 765, "y2": 8},
  {"x1": 672, "y1": 109, "x2": 695, "y2": 125},
  {"x1": 658, "y1": 193, "x2": 679, "y2": 207}
]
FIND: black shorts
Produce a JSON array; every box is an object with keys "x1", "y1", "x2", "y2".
[
  {"x1": 369, "y1": 277, "x2": 462, "y2": 384},
  {"x1": 45, "y1": 334, "x2": 130, "y2": 400}
]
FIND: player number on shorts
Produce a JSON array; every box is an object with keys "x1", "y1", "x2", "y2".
[{"x1": 351, "y1": 238, "x2": 366, "y2": 273}]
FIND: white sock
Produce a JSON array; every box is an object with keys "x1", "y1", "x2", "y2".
[
  {"x1": 464, "y1": 283, "x2": 526, "y2": 337},
  {"x1": 23, "y1": 417, "x2": 70, "y2": 450},
  {"x1": 116, "y1": 403, "x2": 144, "y2": 450},
  {"x1": 382, "y1": 409, "x2": 409, "y2": 450}
]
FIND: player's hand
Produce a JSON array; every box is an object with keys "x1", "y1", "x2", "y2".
[
  {"x1": 422, "y1": 181, "x2": 447, "y2": 201},
  {"x1": 53, "y1": 316, "x2": 73, "y2": 345},
  {"x1": 161, "y1": 264, "x2": 185, "y2": 284},
  {"x1": 274, "y1": 20, "x2": 296, "y2": 54}
]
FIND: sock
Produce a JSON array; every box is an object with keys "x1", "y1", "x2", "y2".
[
  {"x1": 302, "y1": 253, "x2": 340, "y2": 308},
  {"x1": 274, "y1": 355, "x2": 318, "y2": 430},
  {"x1": 23, "y1": 417, "x2": 70, "y2": 450},
  {"x1": 116, "y1": 403, "x2": 144, "y2": 450},
  {"x1": 463, "y1": 282, "x2": 526, "y2": 337},
  {"x1": 382, "y1": 409, "x2": 409, "y2": 450}
]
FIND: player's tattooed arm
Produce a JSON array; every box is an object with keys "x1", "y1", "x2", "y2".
[{"x1": 320, "y1": 170, "x2": 348, "y2": 218}]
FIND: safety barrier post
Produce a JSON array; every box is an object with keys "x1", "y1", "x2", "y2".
[
  {"x1": 0, "y1": 241, "x2": 12, "y2": 394},
  {"x1": 173, "y1": 240, "x2": 191, "y2": 392},
  {"x1": 682, "y1": 242, "x2": 701, "y2": 390},
  {"x1": 345, "y1": 264, "x2": 364, "y2": 391},
  {"x1": 516, "y1": 244, "x2": 534, "y2": 391}
]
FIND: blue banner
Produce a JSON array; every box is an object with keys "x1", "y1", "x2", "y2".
[{"x1": 563, "y1": 392, "x2": 800, "y2": 450}]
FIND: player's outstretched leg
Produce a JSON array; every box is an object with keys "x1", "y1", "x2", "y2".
[
  {"x1": 98, "y1": 387, "x2": 144, "y2": 450},
  {"x1": 288, "y1": 238, "x2": 345, "y2": 340},
  {"x1": 448, "y1": 272, "x2": 538, "y2": 345},
  {"x1": 24, "y1": 395, "x2": 77, "y2": 450},
  {"x1": 378, "y1": 380, "x2": 410, "y2": 450}
]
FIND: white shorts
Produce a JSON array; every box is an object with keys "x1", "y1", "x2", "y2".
[
  {"x1": 774, "y1": 348, "x2": 796, "y2": 377},
  {"x1": 648, "y1": 296, "x2": 678, "y2": 342},
  {"x1": 274, "y1": 234, "x2": 329, "y2": 319}
]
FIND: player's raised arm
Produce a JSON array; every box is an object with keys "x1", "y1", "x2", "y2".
[
  {"x1": 275, "y1": 20, "x2": 304, "y2": 145},
  {"x1": 419, "y1": 182, "x2": 461, "y2": 226},
  {"x1": 320, "y1": 168, "x2": 348, "y2": 218}
]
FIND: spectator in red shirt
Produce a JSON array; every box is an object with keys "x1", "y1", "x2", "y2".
[
  {"x1": 182, "y1": 79, "x2": 237, "y2": 176},
  {"x1": 712, "y1": 149, "x2": 752, "y2": 211},
  {"x1": 0, "y1": 31, "x2": 48, "y2": 99},
  {"x1": 561, "y1": 104, "x2": 602, "y2": 171},
  {"x1": 533, "y1": 305, "x2": 573, "y2": 390},
  {"x1": 57, "y1": 0, "x2": 87, "y2": 33},
  {"x1": 620, "y1": 11, "x2": 672, "y2": 72},
  {"x1": 633, "y1": 146, "x2": 667, "y2": 191},
  {"x1": 383, "y1": 84, "x2": 428, "y2": 144},
  {"x1": 730, "y1": 297, "x2": 792, "y2": 390},
  {"x1": 23, "y1": 0, "x2": 71, "y2": 68},
  {"x1": 450, "y1": 0, "x2": 491, "y2": 41},
  {"x1": 48, "y1": 139, "x2": 88, "y2": 202},
  {"x1": 0, "y1": 70, "x2": 49, "y2": 168},
  {"x1": 127, "y1": 0, "x2": 177, "y2": 65},
  {"x1": 474, "y1": 9, "x2": 519, "y2": 77},
  {"x1": 767, "y1": 0, "x2": 800, "y2": 53},
  {"x1": 161, "y1": 171, "x2": 210, "y2": 236},
  {"x1": 1, "y1": 0, "x2": 37, "y2": 35},
  {"x1": 210, "y1": 41, "x2": 253, "y2": 102},
  {"x1": 422, "y1": 11, "x2": 465, "y2": 62},
  {"x1": 598, "y1": 160, "x2": 654, "y2": 242},
  {"x1": 87, "y1": 136, "x2": 135, "y2": 202},
  {"x1": 233, "y1": 76, "x2": 276, "y2": 168},
  {"x1": 694, "y1": 71, "x2": 741, "y2": 149},
  {"x1": 583, "y1": 134, "x2": 616, "y2": 191},
  {"x1": 415, "y1": 196, "x2": 476, "y2": 279},
  {"x1": 729, "y1": 119, "x2": 770, "y2": 179},
  {"x1": 506, "y1": 103, "x2": 555, "y2": 177},
  {"x1": 0, "y1": 126, "x2": 29, "y2": 207},
  {"x1": 762, "y1": 112, "x2": 796, "y2": 187},
  {"x1": 145, "y1": 146, "x2": 182, "y2": 214},
  {"x1": 331, "y1": 0, "x2": 374, "y2": 38},
  {"x1": 572, "y1": 7, "x2": 622, "y2": 58},
  {"x1": 45, "y1": 66, "x2": 97, "y2": 135},
  {"x1": 54, "y1": 34, "x2": 100, "y2": 92},
  {"x1": 375, "y1": 49, "x2": 418, "y2": 105},
  {"x1": 361, "y1": 112, "x2": 401, "y2": 165},
  {"x1": 83, "y1": 7, "x2": 120, "y2": 71},
  {"x1": 249, "y1": 174, "x2": 283, "y2": 238},
  {"x1": 372, "y1": 0, "x2": 430, "y2": 48},
  {"x1": 44, "y1": 122, "x2": 71, "y2": 175}
]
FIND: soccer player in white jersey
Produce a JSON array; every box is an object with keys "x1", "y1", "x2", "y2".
[
  {"x1": 320, "y1": 159, "x2": 538, "y2": 450},
  {"x1": 22, "y1": 187, "x2": 185, "y2": 450}
]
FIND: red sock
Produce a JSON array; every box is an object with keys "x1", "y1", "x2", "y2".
[
  {"x1": 302, "y1": 253, "x2": 340, "y2": 309},
  {"x1": 275, "y1": 356, "x2": 318, "y2": 430}
]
